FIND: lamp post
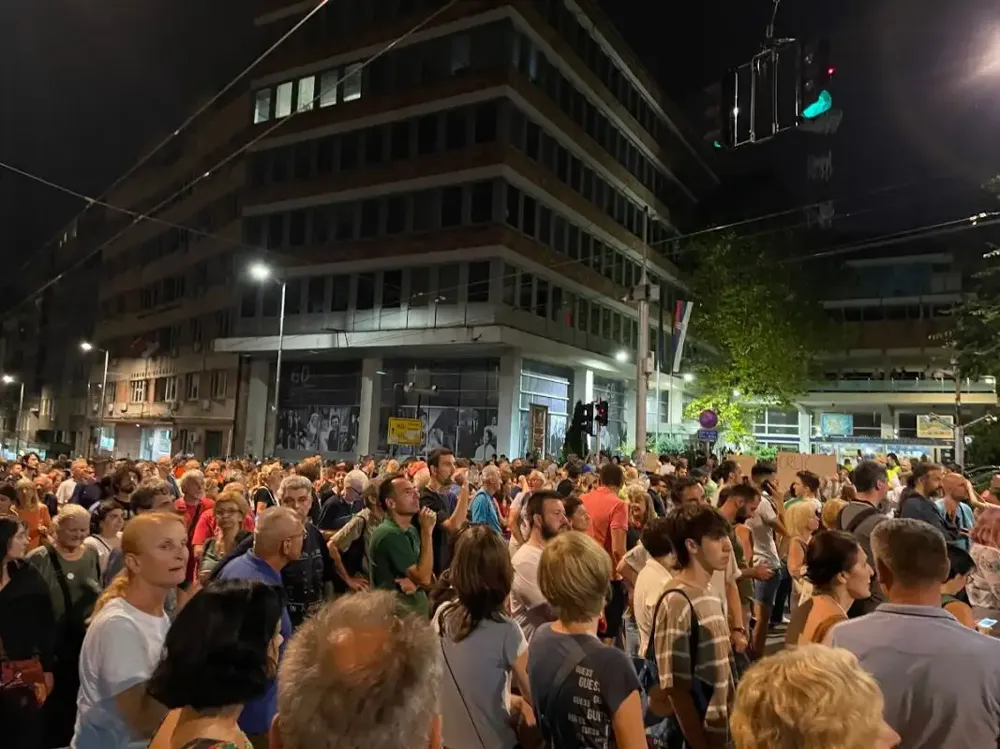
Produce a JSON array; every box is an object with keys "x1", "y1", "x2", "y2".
[
  {"x1": 248, "y1": 263, "x2": 287, "y2": 451},
  {"x1": 2, "y1": 375, "x2": 25, "y2": 458},
  {"x1": 81, "y1": 341, "x2": 110, "y2": 458}
]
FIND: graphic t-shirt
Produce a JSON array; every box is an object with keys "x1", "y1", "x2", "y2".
[{"x1": 527, "y1": 624, "x2": 641, "y2": 748}]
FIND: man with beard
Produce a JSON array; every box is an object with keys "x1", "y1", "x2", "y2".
[
  {"x1": 510, "y1": 489, "x2": 570, "y2": 643},
  {"x1": 718, "y1": 483, "x2": 775, "y2": 642}
]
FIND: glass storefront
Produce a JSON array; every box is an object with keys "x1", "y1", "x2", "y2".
[
  {"x1": 275, "y1": 361, "x2": 362, "y2": 456},
  {"x1": 518, "y1": 364, "x2": 571, "y2": 458},
  {"x1": 378, "y1": 359, "x2": 500, "y2": 459},
  {"x1": 139, "y1": 427, "x2": 172, "y2": 461}
]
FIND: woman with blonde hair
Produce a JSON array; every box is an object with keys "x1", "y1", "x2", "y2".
[
  {"x1": 15, "y1": 477, "x2": 51, "y2": 552},
  {"x1": 821, "y1": 497, "x2": 847, "y2": 530},
  {"x1": 732, "y1": 645, "x2": 900, "y2": 749},
  {"x1": 784, "y1": 499, "x2": 820, "y2": 609},
  {"x1": 27, "y1": 503, "x2": 101, "y2": 747},
  {"x1": 197, "y1": 490, "x2": 251, "y2": 582},
  {"x1": 74, "y1": 512, "x2": 189, "y2": 749},
  {"x1": 253, "y1": 463, "x2": 283, "y2": 515},
  {"x1": 967, "y1": 507, "x2": 1000, "y2": 608}
]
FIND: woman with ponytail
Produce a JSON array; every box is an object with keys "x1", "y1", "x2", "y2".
[
  {"x1": 431, "y1": 524, "x2": 534, "y2": 749},
  {"x1": 72, "y1": 512, "x2": 188, "y2": 749}
]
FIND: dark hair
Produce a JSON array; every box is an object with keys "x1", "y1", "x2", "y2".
[
  {"x1": 599, "y1": 463, "x2": 624, "y2": 489},
  {"x1": 907, "y1": 462, "x2": 942, "y2": 489},
  {"x1": 718, "y1": 483, "x2": 759, "y2": 507},
  {"x1": 377, "y1": 472, "x2": 404, "y2": 511},
  {"x1": 0, "y1": 484, "x2": 17, "y2": 504},
  {"x1": 852, "y1": 460, "x2": 887, "y2": 493},
  {"x1": 439, "y1": 525, "x2": 512, "y2": 642},
  {"x1": 21, "y1": 452, "x2": 39, "y2": 467},
  {"x1": 670, "y1": 477, "x2": 702, "y2": 506},
  {"x1": 947, "y1": 544, "x2": 975, "y2": 581},
  {"x1": 750, "y1": 462, "x2": 776, "y2": 482},
  {"x1": 804, "y1": 530, "x2": 860, "y2": 589},
  {"x1": 562, "y1": 494, "x2": 584, "y2": 520},
  {"x1": 641, "y1": 517, "x2": 673, "y2": 558},
  {"x1": 565, "y1": 461, "x2": 582, "y2": 480},
  {"x1": 91, "y1": 499, "x2": 123, "y2": 535},
  {"x1": 295, "y1": 460, "x2": 320, "y2": 483},
  {"x1": 0, "y1": 516, "x2": 25, "y2": 561},
  {"x1": 663, "y1": 503, "x2": 730, "y2": 568},
  {"x1": 796, "y1": 471, "x2": 820, "y2": 494},
  {"x1": 147, "y1": 579, "x2": 283, "y2": 710},
  {"x1": 129, "y1": 486, "x2": 161, "y2": 515},
  {"x1": 427, "y1": 448, "x2": 453, "y2": 469},
  {"x1": 525, "y1": 490, "x2": 564, "y2": 530},
  {"x1": 112, "y1": 464, "x2": 139, "y2": 493}
]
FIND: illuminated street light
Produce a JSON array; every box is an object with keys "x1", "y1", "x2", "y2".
[
  {"x1": 80, "y1": 341, "x2": 94, "y2": 352},
  {"x1": 732, "y1": 389, "x2": 741, "y2": 398},
  {"x1": 615, "y1": 350, "x2": 629, "y2": 363},
  {"x1": 246, "y1": 262, "x2": 287, "y2": 447},
  {"x1": 1, "y1": 375, "x2": 24, "y2": 456},
  {"x1": 248, "y1": 262, "x2": 272, "y2": 282},
  {"x1": 80, "y1": 342, "x2": 110, "y2": 459},
  {"x1": 682, "y1": 373, "x2": 695, "y2": 383},
  {"x1": 1, "y1": 375, "x2": 13, "y2": 385}
]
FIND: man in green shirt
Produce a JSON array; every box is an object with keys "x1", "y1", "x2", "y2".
[{"x1": 368, "y1": 471, "x2": 436, "y2": 616}]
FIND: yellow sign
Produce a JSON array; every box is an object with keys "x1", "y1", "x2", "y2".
[
  {"x1": 387, "y1": 417, "x2": 424, "y2": 446},
  {"x1": 916, "y1": 414, "x2": 954, "y2": 440}
]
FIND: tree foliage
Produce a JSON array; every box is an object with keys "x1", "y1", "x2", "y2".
[{"x1": 681, "y1": 232, "x2": 829, "y2": 445}]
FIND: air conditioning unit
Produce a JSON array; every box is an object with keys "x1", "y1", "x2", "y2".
[
  {"x1": 106, "y1": 402, "x2": 114, "y2": 415},
  {"x1": 200, "y1": 399, "x2": 212, "y2": 412},
  {"x1": 119, "y1": 403, "x2": 128, "y2": 413}
]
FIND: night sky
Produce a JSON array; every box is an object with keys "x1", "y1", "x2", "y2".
[{"x1": 3, "y1": 0, "x2": 999, "y2": 278}]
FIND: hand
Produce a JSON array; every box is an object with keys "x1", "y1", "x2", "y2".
[
  {"x1": 396, "y1": 577, "x2": 418, "y2": 594},
  {"x1": 418, "y1": 506, "x2": 437, "y2": 534},
  {"x1": 731, "y1": 630, "x2": 748, "y2": 654},
  {"x1": 752, "y1": 563, "x2": 774, "y2": 581},
  {"x1": 347, "y1": 576, "x2": 370, "y2": 592},
  {"x1": 453, "y1": 468, "x2": 467, "y2": 487}
]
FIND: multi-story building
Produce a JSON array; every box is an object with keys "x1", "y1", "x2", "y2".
[
  {"x1": 753, "y1": 245, "x2": 997, "y2": 462},
  {"x1": 83, "y1": 92, "x2": 248, "y2": 460},
  {"x1": 216, "y1": 0, "x2": 716, "y2": 459}
]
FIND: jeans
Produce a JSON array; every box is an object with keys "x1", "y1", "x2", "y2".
[
  {"x1": 624, "y1": 615, "x2": 640, "y2": 658},
  {"x1": 770, "y1": 562, "x2": 792, "y2": 624}
]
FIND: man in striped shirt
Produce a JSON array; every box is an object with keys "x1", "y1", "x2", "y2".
[{"x1": 653, "y1": 503, "x2": 735, "y2": 749}]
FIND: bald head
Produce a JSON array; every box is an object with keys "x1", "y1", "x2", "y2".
[{"x1": 253, "y1": 506, "x2": 302, "y2": 557}]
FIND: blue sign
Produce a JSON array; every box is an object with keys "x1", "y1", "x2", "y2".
[
  {"x1": 819, "y1": 412, "x2": 853, "y2": 437},
  {"x1": 697, "y1": 429, "x2": 718, "y2": 442}
]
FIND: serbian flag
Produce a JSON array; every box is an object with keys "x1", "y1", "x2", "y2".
[{"x1": 671, "y1": 300, "x2": 694, "y2": 373}]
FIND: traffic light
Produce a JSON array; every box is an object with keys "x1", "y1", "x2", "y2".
[
  {"x1": 800, "y1": 38, "x2": 833, "y2": 120},
  {"x1": 582, "y1": 402, "x2": 595, "y2": 435},
  {"x1": 702, "y1": 70, "x2": 737, "y2": 150},
  {"x1": 595, "y1": 400, "x2": 609, "y2": 427}
]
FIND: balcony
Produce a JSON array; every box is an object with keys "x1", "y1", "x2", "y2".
[
  {"x1": 809, "y1": 378, "x2": 996, "y2": 394},
  {"x1": 800, "y1": 377, "x2": 998, "y2": 409}
]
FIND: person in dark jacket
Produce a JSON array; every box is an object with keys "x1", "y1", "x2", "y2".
[
  {"x1": 318, "y1": 469, "x2": 366, "y2": 534},
  {"x1": 0, "y1": 516, "x2": 56, "y2": 749},
  {"x1": 212, "y1": 475, "x2": 333, "y2": 628},
  {"x1": 897, "y1": 462, "x2": 954, "y2": 540}
]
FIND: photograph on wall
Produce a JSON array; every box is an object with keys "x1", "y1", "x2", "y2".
[
  {"x1": 275, "y1": 361, "x2": 361, "y2": 455},
  {"x1": 457, "y1": 408, "x2": 498, "y2": 461}
]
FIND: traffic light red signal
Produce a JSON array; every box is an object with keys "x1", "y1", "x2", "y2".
[{"x1": 595, "y1": 400, "x2": 609, "y2": 427}]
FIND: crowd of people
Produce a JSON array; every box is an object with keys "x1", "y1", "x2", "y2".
[{"x1": 1, "y1": 447, "x2": 999, "y2": 748}]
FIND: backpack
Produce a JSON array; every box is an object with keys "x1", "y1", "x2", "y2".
[{"x1": 836, "y1": 503, "x2": 880, "y2": 534}]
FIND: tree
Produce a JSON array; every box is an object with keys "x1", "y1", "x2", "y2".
[{"x1": 681, "y1": 232, "x2": 830, "y2": 447}]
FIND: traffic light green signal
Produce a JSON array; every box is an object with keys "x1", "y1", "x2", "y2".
[{"x1": 802, "y1": 89, "x2": 833, "y2": 120}]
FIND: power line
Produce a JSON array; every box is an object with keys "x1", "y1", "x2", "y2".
[
  {"x1": 0, "y1": 0, "x2": 461, "y2": 320},
  {"x1": 13, "y1": 0, "x2": 334, "y2": 276}
]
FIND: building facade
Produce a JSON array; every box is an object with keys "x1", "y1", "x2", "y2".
[{"x1": 217, "y1": 0, "x2": 716, "y2": 459}]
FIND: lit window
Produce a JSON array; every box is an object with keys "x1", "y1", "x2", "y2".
[
  {"x1": 319, "y1": 70, "x2": 339, "y2": 107},
  {"x1": 343, "y1": 63, "x2": 363, "y2": 101},
  {"x1": 254, "y1": 89, "x2": 272, "y2": 123},
  {"x1": 275, "y1": 82, "x2": 293, "y2": 118},
  {"x1": 297, "y1": 76, "x2": 315, "y2": 112}
]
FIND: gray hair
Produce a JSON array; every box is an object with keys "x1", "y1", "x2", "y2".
[
  {"x1": 481, "y1": 464, "x2": 501, "y2": 485},
  {"x1": 179, "y1": 469, "x2": 205, "y2": 493},
  {"x1": 344, "y1": 469, "x2": 368, "y2": 494},
  {"x1": 275, "y1": 591, "x2": 441, "y2": 749},
  {"x1": 276, "y1": 474, "x2": 313, "y2": 504},
  {"x1": 53, "y1": 503, "x2": 90, "y2": 528},
  {"x1": 870, "y1": 517, "x2": 949, "y2": 588}
]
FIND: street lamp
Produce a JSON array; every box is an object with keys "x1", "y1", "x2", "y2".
[
  {"x1": 615, "y1": 350, "x2": 629, "y2": 363},
  {"x1": 81, "y1": 341, "x2": 110, "y2": 458},
  {"x1": 682, "y1": 373, "x2": 696, "y2": 383},
  {"x1": 2, "y1": 375, "x2": 24, "y2": 458},
  {"x1": 248, "y1": 263, "x2": 287, "y2": 439}
]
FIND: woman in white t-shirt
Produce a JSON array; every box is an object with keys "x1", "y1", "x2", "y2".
[
  {"x1": 431, "y1": 525, "x2": 534, "y2": 749},
  {"x1": 71, "y1": 511, "x2": 189, "y2": 749}
]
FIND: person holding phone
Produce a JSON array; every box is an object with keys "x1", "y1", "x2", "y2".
[{"x1": 745, "y1": 463, "x2": 789, "y2": 659}]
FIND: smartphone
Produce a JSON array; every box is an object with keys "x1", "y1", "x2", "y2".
[{"x1": 977, "y1": 617, "x2": 997, "y2": 630}]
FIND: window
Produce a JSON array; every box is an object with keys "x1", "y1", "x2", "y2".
[
  {"x1": 445, "y1": 109, "x2": 466, "y2": 150},
  {"x1": 154, "y1": 376, "x2": 178, "y2": 402},
  {"x1": 525, "y1": 121, "x2": 540, "y2": 160},
  {"x1": 359, "y1": 199, "x2": 379, "y2": 238},
  {"x1": 185, "y1": 373, "x2": 200, "y2": 401},
  {"x1": 536, "y1": 278, "x2": 549, "y2": 318},
  {"x1": 470, "y1": 181, "x2": 493, "y2": 223},
  {"x1": 441, "y1": 186, "x2": 463, "y2": 227},
  {"x1": 240, "y1": 289, "x2": 257, "y2": 318},
  {"x1": 331, "y1": 275, "x2": 350, "y2": 311},
  {"x1": 468, "y1": 261, "x2": 491, "y2": 302},
  {"x1": 312, "y1": 207, "x2": 330, "y2": 243},
  {"x1": 289, "y1": 211, "x2": 306, "y2": 246},
  {"x1": 438, "y1": 264, "x2": 460, "y2": 305},
  {"x1": 538, "y1": 205, "x2": 552, "y2": 248},
  {"x1": 522, "y1": 195, "x2": 537, "y2": 237},
  {"x1": 519, "y1": 271, "x2": 533, "y2": 310},
  {"x1": 578, "y1": 298, "x2": 589, "y2": 331},
  {"x1": 389, "y1": 121, "x2": 410, "y2": 160},
  {"x1": 451, "y1": 35, "x2": 471, "y2": 74},
  {"x1": 343, "y1": 63, "x2": 363, "y2": 101},
  {"x1": 506, "y1": 185, "x2": 520, "y2": 228},
  {"x1": 383, "y1": 269, "x2": 402, "y2": 308},
  {"x1": 340, "y1": 132, "x2": 358, "y2": 169},
  {"x1": 275, "y1": 82, "x2": 293, "y2": 118},
  {"x1": 285, "y1": 280, "x2": 302, "y2": 315},
  {"x1": 417, "y1": 114, "x2": 438, "y2": 155},
  {"x1": 296, "y1": 76, "x2": 315, "y2": 112},
  {"x1": 356, "y1": 273, "x2": 375, "y2": 310},
  {"x1": 334, "y1": 203, "x2": 355, "y2": 239},
  {"x1": 317, "y1": 137, "x2": 335, "y2": 174},
  {"x1": 190, "y1": 318, "x2": 203, "y2": 346},
  {"x1": 216, "y1": 310, "x2": 231, "y2": 337},
  {"x1": 254, "y1": 89, "x2": 272, "y2": 123},
  {"x1": 209, "y1": 371, "x2": 228, "y2": 400},
  {"x1": 386, "y1": 195, "x2": 406, "y2": 234},
  {"x1": 410, "y1": 266, "x2": 430, "y2": 306},
  {"x1": 502, "y1": 263, "x2": 516, "y2": 306},
  {"x1": 473, "y1": 101, "x2": 498, "y2": 143},
  {"x1": 307, "y1": 277, "x2": 325, "y2": 313},
  {"x1": 267, "y1": 213, "x2": 285, "y2": 248},
  {"x1": 262, "y1": 284, "x2": 281, "y2": 316},
  {"x1": 413, "y1": 190, "x2": 435, "y2": 231},
  {"x1": 130, "y1": 379, "x2": 147, "y2": 403},
  {"x1": 365, "y1": 127, "x2": 384, "y2": 165},
  {"x1": 319, "y1": 69, "x2": 339, "y2": 107}
]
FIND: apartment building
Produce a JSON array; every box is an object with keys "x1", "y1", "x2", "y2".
[
  {"x1": 216, "y1": 0, "x2": 716, "y2": 459},
  {"x1": 86, "y1": 92, "x2": 248, "y2": 460}
]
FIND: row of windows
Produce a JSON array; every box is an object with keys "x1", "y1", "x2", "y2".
[
  {"x1": 130, "y1": 370, "x2": 228, "y2": 403},
  {"x1": 240, "y1": 262, "x2": 492, "y2": 319},
  {"x1": 106, "y1": 190, "x2": 240, "y2": 280},
  {"x1": 100, "y1": 253, "x2": 232, "y2": 320},
  {"x1": 509, "y1": 29, "x2": 688, "y2": 211},
  {"x1": 248, "y1": 100, "x2": 500, "y2": 186},
  {"x1": 507, "y1": 105, "x2": 674, "y2": 255},
  {"x1": 829, "y1": 303, "x2": 954, "y2": 323},
  {"x1": 254, "y1": 62, "x2": 363, "y2": 124},
  {"x1": 98, "y1": 310, "x2": 231, "y2": 362}
]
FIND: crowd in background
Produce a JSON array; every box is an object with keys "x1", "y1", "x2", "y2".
[{"x1": 1, "y1": 446, "x2": 999, "y2": 748}]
